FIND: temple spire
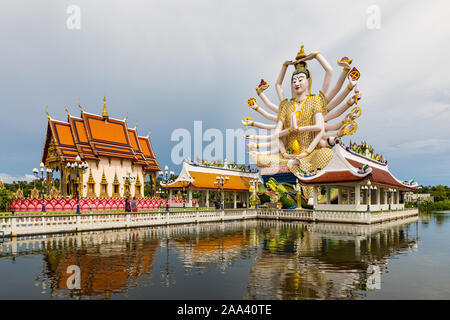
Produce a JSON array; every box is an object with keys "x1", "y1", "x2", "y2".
[
  {"x1": 102, "y1": 96, "x2": 109, "y2": 119},
  {"x1": 45, "y1": 106, "x2": 50, "y2": 120},
  {"x1": 64, "y1": 105, "x2": 70, "y2": 118},
  {"x1": 77, "y1": 99, "x2": 84, "y2": 114}
]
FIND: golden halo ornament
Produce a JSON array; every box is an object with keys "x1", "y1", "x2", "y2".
[
  {"x1": 342, "y1": 121, "x2": 358, "y2": 136},
  {"x1": 247, "y1": 97, "x2": 257, "y2": 107},
  {"x1": 350, "y1": 106, "x2": 362, "y2": 120}
]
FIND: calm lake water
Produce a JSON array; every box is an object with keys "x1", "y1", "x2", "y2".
[{"x1": 0, "y1": 212, "x2": 449, "y2": 300}]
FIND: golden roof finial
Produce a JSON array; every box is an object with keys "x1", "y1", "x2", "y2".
[
  {"x1": 134, "y1": 121, "x2": 139, "y2": 130},
  {"x1": 64, "y1": 105, "x2": 70, "y2": 117},
  {"x1": 146, "y1": 130, "x2": 151, "y2": 138},
  {"x1": 45, "y1": 106, "x2": 50, "y2": 120},
  {"x1": 102, "y1": 96, "x2": 109, "y2": 118},
  {"x1": 77, "y1": 100, "x2": 84, "y2": 114},
  {"x1": 123, "y1": 112, "x2": 128, "y2": 122},
  {"x1": 296, "y1": 43, "x2": 306, "y2": 60}
]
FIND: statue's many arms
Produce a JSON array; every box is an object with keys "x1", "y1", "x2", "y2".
[{"x1": 243, "y1": 45, "x2": 362, "y2": 204}]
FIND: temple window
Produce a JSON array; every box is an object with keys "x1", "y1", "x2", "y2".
[
  {"x1": 86, "y1": 169, "x2": 96, "y2": 197},
  {"x1": 135, "y1": 175, "x2": 142, "y2": 198},
  {"x1": 112, "y1": 172, "x2": 120, "y2": 198},
  {"x1": 101, "y1": 184, "x2": 107, "y2": 195},
  {"x1": 100, "y1": 171, "x2": 109, "y2": 198}
]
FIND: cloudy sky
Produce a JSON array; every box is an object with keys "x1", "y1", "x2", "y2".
[{"x1": 0, "y1": 0, "x2": 449, "y2": 186}]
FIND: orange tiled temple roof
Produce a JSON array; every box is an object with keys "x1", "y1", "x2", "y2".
[
  {"x1": 42, "y1": 106, "x2": 160, "y2": 171},
  {"x1": 295, "y1": 144, "x2": 417, "y2": 191},
  {"x1": 163, "y1": 161, "x2": 262, "y2": 191}
]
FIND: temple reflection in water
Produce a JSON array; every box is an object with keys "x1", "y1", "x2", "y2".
[{"x1": 0, "y1": 218, "x2": 419, "y2": 299}]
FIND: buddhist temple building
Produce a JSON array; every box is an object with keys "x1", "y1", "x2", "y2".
[
  {"x1": 161, "y1": 160, "x2": 262, "y2": 208},
  {"x1": 41, "y1": 98, "x2": 160, "y2": 198},
  {"x1": 261, "y1": 142, "x2": 418, "y2": 211}
]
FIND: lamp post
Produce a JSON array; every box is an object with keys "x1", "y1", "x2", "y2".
[
  {"x1": 214, "y1": 175, "x2": 229, "y2": 210},
  {"x1": 250, "y1": 178, "x2": 260, "y2": 209},
  {"x1": 155, "y1": 188, "x2": 164, "y2": 209},
  {"x1": 179, "y1": 174, "x2": 194, "y2": 209},
  {"x1": 388, "y1": 188, "x2": 393, "y2": 211},
  {"x1": 32, "y1": 162, "x2": 51, "y2": 213},
  {"x1": 158, "y1": 166, "x2": 174, "y2": 212},
  {"x1": 66, "y1": 156, "x2": 88, "y2": 214},
  {"x1": 361, "y1": 180, "x2": 377, "y2": 211},
  {"x1": 122, "y1": 171, "x2": 136, "y2": 199}
]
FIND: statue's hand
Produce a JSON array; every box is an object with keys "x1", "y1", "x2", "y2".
[
  {"x1": 244, "y1": 133, "x2": 252, "y2": 140},
  {"x1": 256, "y1": 79, "x2": 269, "y2": 94},
  {"x1": 348, "y1": 78, "x2": 358, "y2": 89},
  {"x1": 338, "y1": 60, "x2": 351, "y2": 70},
  {"x1": 338, "y1": 57, "x2": 352, "y2": 69},
  {"x1": 283, "y1": 60, "x2": 295, "y2": 67},
  {"x1": 301, "y1": 52, "x2": 319, "y2": 62}
]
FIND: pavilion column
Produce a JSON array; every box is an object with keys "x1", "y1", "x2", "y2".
[
  {"x1": 397, "y1": 190, "x2": 400, "y2": 205},
  {"x1": 233, "y1": 191, "x2": 237, "y2": 209},
  {"x1": 205, "y1": 190, "x2": 209, "y2": 208},
  {"x1": 188, "y1": 188, "x2": 192, "y2": 206},
  {"x1": 246, "y1": 192, "x2": 250, "y2": 208},
  {"x1": 169, "y1": 189, "x2": 173, "y2": 200},
  {"x1": 61, "y1": 165, "x2": 67, "y2": 198},
  {"x1": 384, "y1": 190, "x2": 388, "y2": 205},
  {"x1": 355, "y1": 185, "x2": 361, "y2": 207},
  {"x1": 326, "y1": 187, "x2": 331, "y2": 204},
  {"x1": 46, "y1": 170, "x2": 52, "y2": 195},
  {"x1": 376, "y1": 187, "x2": 380, "y2": 205},
  {"x1": 313, "y1": 187, "x2": 318, "y2": 208},
  {"x1": 152, "y1": 172, "x2": 157, "y2": 197}
]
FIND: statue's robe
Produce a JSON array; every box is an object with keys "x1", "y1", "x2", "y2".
[{"x1": 251, "y1": 91, "x2": 333, "y2": 199}]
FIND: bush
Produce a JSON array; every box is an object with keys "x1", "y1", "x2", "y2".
[
  {"x1": 418, "y1": 200, "x2": 450, "y2": 212},
  {"x1": 405, "y1": 201, "x2": 417, "y2": 208}
]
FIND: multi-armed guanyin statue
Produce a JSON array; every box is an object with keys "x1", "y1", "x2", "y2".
[{"x1": 242, "y1": 45, "x2": 362, "y2": 205}]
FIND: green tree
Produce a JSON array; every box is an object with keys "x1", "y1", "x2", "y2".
[
  {"x1": 431, "y1": 185, "x2": 447, "y2": 201},
  {"x1": 0, "y1": 187, "x2": 15, "y2": 212}
]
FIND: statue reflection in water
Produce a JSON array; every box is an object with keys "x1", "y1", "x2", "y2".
[{"x1": 246, "y1": 217, "x2": 419, "y2": 299}]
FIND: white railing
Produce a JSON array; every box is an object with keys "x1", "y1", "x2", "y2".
[
  {"x1": 256, "y1": 208, "x2": 418, "y2": 224},
  {"x1": 0, "y1": 208, "x2": 418, "y2": 237},
  {"x1": 0, "y1": 209, "x2": 258, "y2": 237}
]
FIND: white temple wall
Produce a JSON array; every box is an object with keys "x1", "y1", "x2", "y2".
[{"x1": 80, "y1": 156, "x2": 145, "y2": 198}]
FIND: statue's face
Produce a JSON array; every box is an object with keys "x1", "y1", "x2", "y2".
[{"x1": 292, "y1": 73, "x2": 309, "y2": 96}]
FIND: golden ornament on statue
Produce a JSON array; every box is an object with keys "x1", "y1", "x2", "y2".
[{"x1": 348, "y1": 67, "x2": 360, "y2": 81}]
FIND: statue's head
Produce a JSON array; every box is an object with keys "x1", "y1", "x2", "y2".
[{"x1": 291, "y1": 61, "x2": 311, "y2": 97}]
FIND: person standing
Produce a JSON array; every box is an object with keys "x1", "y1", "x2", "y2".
[
  {"x1": 125, "y1": 197, "x2": 130, "y2": 212},
  {"x1": 131, "y1": 197, "x2": 137, "y2": 213}
]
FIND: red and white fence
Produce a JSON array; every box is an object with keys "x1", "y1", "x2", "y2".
[{"x1": 9, "y1": 198, "x2": 182, "y2": 212}]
